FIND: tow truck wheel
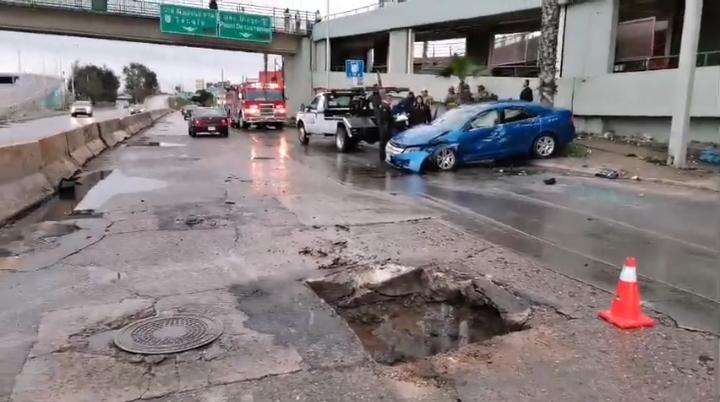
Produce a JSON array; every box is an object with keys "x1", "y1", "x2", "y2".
[
  {"x1": 240, "y1": 118, "x2": 250, "y2": 130},
  {"x1": 297, "y1": 123, "x2": 309, "y2": 145},
  {"x1": 335, "y1": 125, "x2": 352, "y2": 153}
]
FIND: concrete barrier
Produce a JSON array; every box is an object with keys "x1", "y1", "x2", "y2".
[
  {"x1": 0, "y1": 141, "x2": 53, "y2": 223},
  {"x1": 98, "y1": 119, "x2": 120, "y2": 147},
  {"x1": 82, "y1": 123, "x2": 106, "y2": 156},
  {"x1": 64, "y1": 127, "x2": 94, "y2": 166},
  {"x1": 38, "y1": 133, "x2": 78, "y2": 185}
]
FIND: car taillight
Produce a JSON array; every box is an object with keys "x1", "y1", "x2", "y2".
[
  {"x1": 193, "y1": 119, "x2": 200, "y2": 125},
  {"x1": 222, "y1": 118, "x2": 229, "y2": 126}
]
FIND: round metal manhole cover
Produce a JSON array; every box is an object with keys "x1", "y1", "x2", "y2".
[{"x1": 114, "y1": 315, "x2": 223, "y2": 354}]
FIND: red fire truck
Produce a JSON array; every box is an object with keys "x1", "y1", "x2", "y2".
[{"x1": 226, "y1": 79, "x2": 287, "y2": 130}]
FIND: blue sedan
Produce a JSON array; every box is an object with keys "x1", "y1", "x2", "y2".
[{"x1": 385, "y1": 101, "x2": 575, "y2": 172}]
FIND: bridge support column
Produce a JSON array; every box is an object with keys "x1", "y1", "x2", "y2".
[
  {"x1": 388, "y1": 29, "x2": 414, "y2": 74},
  {"x1": 285, "y1": 37, "x2": 313, "y2": 119}
]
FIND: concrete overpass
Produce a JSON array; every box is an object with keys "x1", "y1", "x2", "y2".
[
  {"x1": 0, "y1": 0, "x2": 314, "y2": 115},
  {"x1": 0, "y1": 1, "x2": 305, "y2": 54}
]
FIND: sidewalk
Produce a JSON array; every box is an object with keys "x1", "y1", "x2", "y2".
[{"x1": 533, "y1": 137, "x2": 720, "y2": 192}]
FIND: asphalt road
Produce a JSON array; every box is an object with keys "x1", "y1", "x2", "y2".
[
  {"x1": 0, "y1": 95, "x2": 168, "y2": 146},
  {"x1": 277, "y1": 121, "x2": 720, "y2": 333},
  {"x1": 0, "y1": 112, "x2": 716, "y2": 401}
]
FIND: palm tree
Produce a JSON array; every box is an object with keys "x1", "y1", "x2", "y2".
[
  {"x1": 538, "y1": 0, "x2": 560, "y2": 105},
  {"x1": 436, "y1": 55, "x2": 488, "y2": 87}
]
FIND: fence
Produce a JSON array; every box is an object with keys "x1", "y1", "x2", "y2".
[{"x1": 614, "y1": 51, "x2": 720, "y2": 73}]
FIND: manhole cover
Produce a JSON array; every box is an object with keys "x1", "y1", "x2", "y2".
[{"x1": 114, "y1": 315, "x2": 223, "y2": 354}]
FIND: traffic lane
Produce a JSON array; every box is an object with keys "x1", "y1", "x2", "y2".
[
  {"x1": 280, "y1": 131, "x2": 719, "y2": 329},
  {"x1": 0, "y1": 107, "x2": 126, "y2": 146}
]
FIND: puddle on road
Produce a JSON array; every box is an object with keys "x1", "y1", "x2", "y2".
[
  {"x1": 10, "y1": 170, "x2": 113, "y2": 225},
  {"x1": 339, "y1": 295, "x2": 506, "y2": 365},
  {"x1": 74, "y1": 170, "x2": 166, "y2": 213}
]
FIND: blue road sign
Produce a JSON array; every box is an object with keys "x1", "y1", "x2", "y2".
[{"x1": 345, "y1": 60, "x2": 365, "y2": 79}]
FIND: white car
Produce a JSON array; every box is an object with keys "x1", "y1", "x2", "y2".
[{"x1": 70, "y1": 101, "x2": 94, "y2": 117}]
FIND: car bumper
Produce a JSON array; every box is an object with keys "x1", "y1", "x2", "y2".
[
  {"x1": 385, "y1": 144, "x2": 431, "y2": 173},
  {"x1": 244, "y1": 116, "x2": 286, "y2": 124}
]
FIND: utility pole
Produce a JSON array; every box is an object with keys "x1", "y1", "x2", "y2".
[{"x1": 668, "y1": 0, "x2": 703, "y2": 168}]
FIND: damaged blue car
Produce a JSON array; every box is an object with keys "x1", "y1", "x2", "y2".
[{"x1": 384, "y1": 101, "x2": 575, "y2": 172}]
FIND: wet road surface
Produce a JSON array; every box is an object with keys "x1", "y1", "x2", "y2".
[
  {"x1": 271, "y1": 122, "x2": 720, "y2": 333},
  {"x1": 1, "y1": 112, "x2": 716, "y2": 401},
  {"x1": 8, "y1": 112, "x2": 720, "y2": 333}
]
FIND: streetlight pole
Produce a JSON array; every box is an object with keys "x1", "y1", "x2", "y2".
[{"x1": 325, "y1": 0, "x2": 330, "y2": 89}]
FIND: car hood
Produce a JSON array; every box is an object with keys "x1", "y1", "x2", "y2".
[{"x1": 392, "y1": 125, "x2": 447, "y2": 147}]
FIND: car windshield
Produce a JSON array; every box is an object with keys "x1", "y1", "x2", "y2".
[
  {"x1": 194, "y1": 108, "x2": 224, "y2": 117},
  {"x1": 431, "y1": 107, "x2": 478, "y2": 130},
  {"x1": 244, "y1": 90, "x2": 283, "y2": 102},
  {"x1": 74, "y1": 101, "x2": 91, "y2": 106}
]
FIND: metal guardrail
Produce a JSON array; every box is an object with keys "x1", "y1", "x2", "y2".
[
  {"x1": 0, "y1": 0, "x2": 316, "y2": 34},
  {"x1": 614, "y1": 51, "x2": 720, "y2": 73}
]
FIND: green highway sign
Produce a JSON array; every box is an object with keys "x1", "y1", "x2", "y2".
[
  {"x1": 219, "y1": 11, "x2": 273, "y2": 43},
  {"x1": 160, "y1": 4, "x2": 218, "y2": 38},
  {"x1": 159, "y1": 5, "x2": 274, "y2": 44}
]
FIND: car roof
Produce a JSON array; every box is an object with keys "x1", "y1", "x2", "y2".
[{"x1": 458, "y1": 101, "x2": 554, "y2": 113}]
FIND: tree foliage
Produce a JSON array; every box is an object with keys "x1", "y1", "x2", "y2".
[
  {"x1": 122, "y1": 62, "x2": 160, "y2": 103},
  {"x1": 436, "y1": 55, "x2": 488, "y2": 84},
  {"x1": 69, "y1": 63, "x2": 120, "y2": 103},
  {"x1": 191, "y1": 89, "x2": 215, "y2": 107}
]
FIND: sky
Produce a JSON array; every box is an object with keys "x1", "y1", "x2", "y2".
[{"x1": 0, "y1": 0, "x2": 377, "y2": 92}]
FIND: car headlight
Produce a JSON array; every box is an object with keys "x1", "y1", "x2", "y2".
[{"x1": 403, "y1": 146, "x2": 423, "y2": 153}]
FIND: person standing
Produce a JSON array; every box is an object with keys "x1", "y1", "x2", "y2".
[
  {"x1": 444, "y1": 86, "x2": 458, "y2": 109},
  {"x1": 208, "y1": 0, "x2": 217, "y2": 9},
  {"x1": 295, "y1": 11, "x2": 302, "y2": 33},
  {"x1": 520, "y1": 79, "x2": 533, "y2": 102},
  {"x1": 283, "y1": 8, "x2": 291, "y2": 33},
  {"x1": 476, "y1": 84, "x2": 491, "y2": 102},
  {"x1": 420, "y1": 89, "x2": 434, "y2": 106},
  {"x1": 410, "y1": 96, "x2": 432, "y2": 126}
]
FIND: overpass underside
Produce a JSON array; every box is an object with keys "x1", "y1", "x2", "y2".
[{"x1": 0, "y1": 3, "x2": 300, "y2": 54}]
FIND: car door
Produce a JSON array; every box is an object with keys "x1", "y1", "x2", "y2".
[
  {"x1": 458, "y1": 109, "x2": 505, "y2": 162},
  {"x1": 499, "y1": 106, "x2": 542, "y2": 156},
  {"x1": 303, "y1": 95, "x2": 322, "y2": 133}
]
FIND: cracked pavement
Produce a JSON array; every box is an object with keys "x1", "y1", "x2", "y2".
[{"x1": 0, "y1": 113, "x2": 716, "y2": 401}]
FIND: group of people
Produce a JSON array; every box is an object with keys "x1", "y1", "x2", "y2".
[
  {"x1": 443, "y1": 79, "x2": 534, "y2": 109},
  {"x1": 394, "y1": 91, "x2": 433, "y2": 127},
  {"x1": 207, "y1": 1, "x2": 322, "y2": 33}
]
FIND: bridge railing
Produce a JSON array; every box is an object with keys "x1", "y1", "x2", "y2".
[{"x1": 0, "y1": 0, "x2": 317, "y2": 34}]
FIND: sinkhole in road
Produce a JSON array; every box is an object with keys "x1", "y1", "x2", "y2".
[{"x1": 307, "y1": 265, "x2": 529, "y2": 366}]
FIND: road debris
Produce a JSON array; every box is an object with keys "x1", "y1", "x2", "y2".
[
  {"x1": 543, "y1": 178, "x2": 556, "y2": 185},
  {"x1": 595, "y1": 168, "x2": 620, "y2": 179}
]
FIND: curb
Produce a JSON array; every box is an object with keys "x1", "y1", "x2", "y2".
[{"x1": 530, "y1": 161, "x2": 720, "y2": 193}]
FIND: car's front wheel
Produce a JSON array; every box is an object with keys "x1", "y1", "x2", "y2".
[
  {"x1": 434, "y1": 147, "x2": 458, "y2": 171},
  {"x1": 532, "y1": 134, "x2": 556, "y2": 158},
  {"x1": 297, "y1": 123, "x2": 309, "y2": 145}
]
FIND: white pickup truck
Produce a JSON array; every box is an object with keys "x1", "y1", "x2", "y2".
[{"x1": 295, "y1": 89, "x2": 380, "y2": 153}]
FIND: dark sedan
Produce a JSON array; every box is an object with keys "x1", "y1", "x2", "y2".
[{"x1": 188, "y1": 108, "x2": 230, "y2": 137}]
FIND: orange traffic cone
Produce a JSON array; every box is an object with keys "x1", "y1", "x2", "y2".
[{"x1": 599, "y1": 257, "x2": 655, "y2": 329}]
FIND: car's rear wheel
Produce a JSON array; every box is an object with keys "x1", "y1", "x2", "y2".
[
  {"x1": 71, "y1": 113, "x2": 76, "y2": 118},
  {"x1": 189, "y1": 130, "x2": 196, "y2": 137},
  {"x1": 532, "y1": 134, "x2": 556, "y2": 158},
  {"x1": 297, "y1": 123, "x2": 309, "y2": 145},
  {"x1": 335, "y1": 125, "x2": 352, "y2": 153},
  {"x1": 88, "y1": 113, "x2": 93, "y2": 117},
  {"x1": 434, "y1": 147, "x2": 458, "y2": 171},
  {"x1": 221, "y1": 130, "x2": 229, "y2": 138}
]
